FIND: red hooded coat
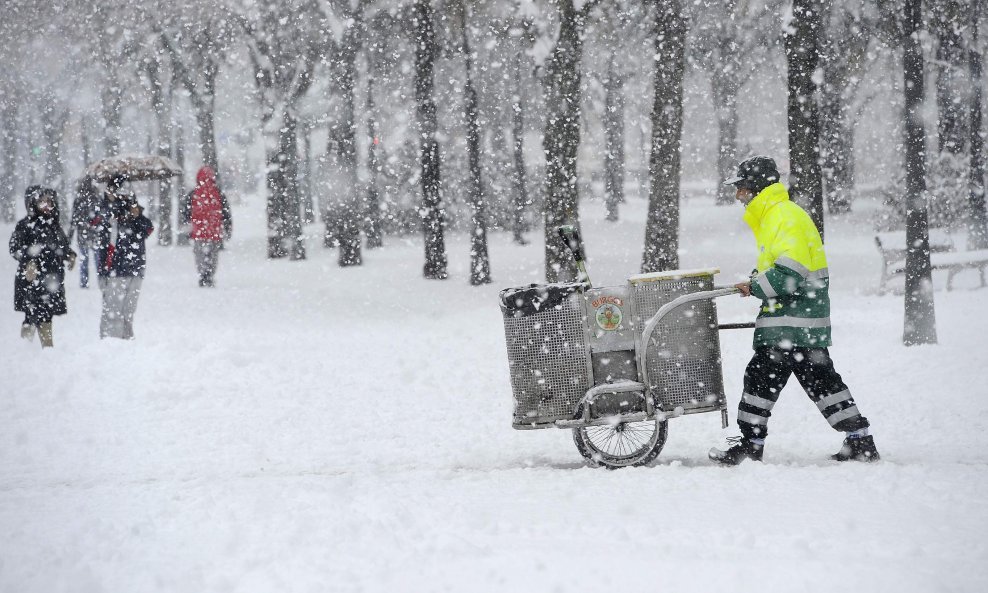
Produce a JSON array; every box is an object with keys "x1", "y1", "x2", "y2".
[{"x1": 190, "y1": 167, "x2": 225, "y2": 241}]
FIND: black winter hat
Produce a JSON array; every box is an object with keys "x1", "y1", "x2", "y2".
[{"x1": 723, "y1": 156, "x2": 781, "y2": 193}]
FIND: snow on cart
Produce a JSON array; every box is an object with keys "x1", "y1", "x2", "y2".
[{"x1": 499, "y1": 226, "x2": 751, "y2": 469}]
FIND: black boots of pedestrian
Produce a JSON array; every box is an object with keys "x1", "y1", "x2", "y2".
[
  {"x1": 709, "y1": 436, "x2": 764, "y2": 466},
  {"x1": 832, "y1": 435, "x2": 881, "y2": 462}
]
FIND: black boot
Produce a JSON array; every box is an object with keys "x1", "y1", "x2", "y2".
[
  {"x1": 832, "y1": 435, "x2": 880, "y2": 462},
  {"x1": 709, "y1": 436, "x2": 764, "y2": 466}
]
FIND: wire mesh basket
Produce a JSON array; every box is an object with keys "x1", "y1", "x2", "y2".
[{"x1": 500, "y1": 269, "x2": 726, "y2": 429}]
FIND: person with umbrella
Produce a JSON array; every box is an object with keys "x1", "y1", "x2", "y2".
[{"x1": 100, "y1": 192, "x2": 153, "y2": 340}]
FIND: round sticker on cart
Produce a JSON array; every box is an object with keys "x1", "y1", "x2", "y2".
[{"x1": 595, "y1": 303, "x2": 623, "y2": 331}]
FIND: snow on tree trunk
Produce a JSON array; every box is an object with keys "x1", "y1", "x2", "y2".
[
  {"x1": 712, "y1": 2, "x2": 741, "y2": 207},
  {"x1": 603, "y1": 51, "x2": 626, "y2": 223},
  {"x1": 542, "y1": 0, "x2": 591, "y2": 283},
  {"x1": 267, "y1": 110, "x2": 306, "y2": 260},
  {"x1": 144, "y1": 57, "x2": 173, "y2": 246},
  {"x1": 642, "y1": 0, "x2": 685, "y2": 274},
  {"x1": 902, "y1": 0, "x2": 937, "y2": 346},
  {"x1": 101, "y1": 72, "x2": 122, "y2": 157},
  {"x1": 819, "y1": 7, "x2": 870, "y2": 216},
  {"x1": 0, "y1": 92, "x2": 15, "y2": 222},
  {"x1": 511, "y1": 54, "x2": 529, "y2": 245},
  {"x1": 365, "y1": 74, "x2": 383, "y2": 250},
  {"x1": 968, "y1": 2, "x2": 988, "y2": 250},
  {"x1": 934, "y1": 0, "x2": 968, "y2": 156},
  {"x1": 462, "y1": 5, "x2": 491, "y2": 286},
  {"x1": 415, "y1": 0, "x2": 448, "y2": 280},
  {"x1": 194, "y1": 99, "x2": 219, "y2": 175},
  {"x1": 336, "y1": 48, "x2": 363, "y2": 268},
  {"x1": 785, "y1": 0, "x2": 825, "y2": 239}
]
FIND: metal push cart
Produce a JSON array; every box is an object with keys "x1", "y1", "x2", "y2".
[{"x1": 499, "y1": 227, "x2": 748, "y2": 469}]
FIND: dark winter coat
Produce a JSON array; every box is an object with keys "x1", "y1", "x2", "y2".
[
  {"x1": 10, "y1": 214, "x2": 75, "y2": 318},
  {"x1": 91, "y1": 191, "x2": 118, "y2": 278},
  {"x1": 109, "y1": 206, "x2": 154, "y2": 278},
  {"x1": 70, "y1": 178, "x2": 102, "y2": 246}
]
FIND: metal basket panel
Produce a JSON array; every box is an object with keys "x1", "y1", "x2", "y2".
[
  {"x1": 503, "y1": 295, "x2": 592, "y2": 426},
  {"x1": 632, "y1": 276, "x2": 726, "y2": 412}
]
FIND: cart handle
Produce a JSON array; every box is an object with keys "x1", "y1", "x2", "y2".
[{"x1": 638, "y1": 286, "x2": 740, "y2": 393}]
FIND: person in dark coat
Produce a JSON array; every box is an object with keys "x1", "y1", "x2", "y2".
[
  {"x1": 91, "y1": 175, "x2": 127, "y2": 290},
  {"x1": 9, "y1": 187, "x2": 76, "y2": 347},
  {"x1": 100, "y1": 193, "x2": 153, "y2": 339},
  {"x1": 188, "y1": 166, "x2": 233, "y2": 287},
  {"x1": 68, "y1": 176, "x2": 102, "y2": 288}
]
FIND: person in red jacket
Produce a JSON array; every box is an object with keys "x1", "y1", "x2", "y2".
[{"x1": 188, "y1": 166, "x2": 232, "y2": 287}]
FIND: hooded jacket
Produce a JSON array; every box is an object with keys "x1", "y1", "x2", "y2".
[
  {"x1": 743, "y1": 183, "x2": 831, "y2": 349},
  {"x1": 10, "y1": 193, "x2": 75, "y2": 317},
  {"x1": 189, "y1": 167, "x2": 232, "y2": 242}
]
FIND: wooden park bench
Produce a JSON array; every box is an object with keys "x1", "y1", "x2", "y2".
[{"x1": 875, "y1": 228, "x2": 988, "y2": 293}]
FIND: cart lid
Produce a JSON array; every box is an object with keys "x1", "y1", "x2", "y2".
[
  {"x1": 499, "y1": 282, "x2": 587, "y2": 317},
  {"x1": 629, "y1": 268, "x2": 720, "y2": 284}
]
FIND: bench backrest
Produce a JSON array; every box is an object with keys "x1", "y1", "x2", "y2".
[{"x1": 875, "y1": 228, "x2": 954, "y2": 256}]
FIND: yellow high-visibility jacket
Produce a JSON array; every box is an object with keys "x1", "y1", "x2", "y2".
[{"x1": 743, "y1": 183, "x2": 831, "y2": 349}]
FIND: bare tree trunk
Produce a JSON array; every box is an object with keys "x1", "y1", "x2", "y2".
[
  {"x1": 785, "y1": 0, "x2": 825, "y2": 238},
  {"x1": 511, "y1": 54, "x2": 529, "y2": 245},
  {"x1": 712, "y1": 76, "x2": 741, "y2": 206},
  {"x1": 0, "y1": 94, "x2": 15, "y2": 222},
  {"x1": 819, "y1": 10, "x2": 864, "y2": 216},
  {"x1": 642, "y1": 0, "x2": 685, "y2": 274},
  {"x1": 415, "y1": 0, "x2": 447, "y2": 279},
  {"x1": 194, "y1": 97, "x2": 219, "y2": 174},
  {"x1": 603, "y1": 52, "x2": 626, "y2": 222},
  {"x1": 365, "y1": 74, "x2": 383, "y2": 249},
  {"x1": 542, "y1": 0, "x2": 590, "y2": 282},
  {"x1": 902, "y1": 0, "x2": 937, "y2": 346},
  {"x1": 40, "y1": 104, "x2": 67, "y2": 196},
  {"x1": 175, "y1": 115, "x2": 190, "y2": 246},
  {"x1": 102, "y1": 71, "x2": 123, "y2": 156},
  {"x1": 968, "y1": 2, "x2": 988, "y2": 249},
  {"x1": 267, "y1": 109, "x2": 305, "y2": 260},
  {"x1": 462, "y1": 5, "x2": 491, "y2": 285},
  {"x1": 145, "y1": 59, "x2": 174, "y2": 245},
  {"x1": 301, "y1": 122, "x2": 315, "y2": 224},
  {"x1": 336, "y1": 49, "x2": 363, "y2": 267},
  {"x1": 934, "y1": 0, "x2": 968, "y2": 155},
  {"x1": 712, "y1": 0, "x2": 741, "y2": 206},
  {"x1": 820, "y1": 83, "x2": 854, "y2": 214},
  {"x1": 81, "y1": 117, "x2": 92, "y2": 167}
]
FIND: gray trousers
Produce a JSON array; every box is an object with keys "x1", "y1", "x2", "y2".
[
  {"x1": 100, "y1": 277, "x2": 143, "y2": 339},
  {"x1": 193, "y1": 240, "x2": 220, "y2": 283}
]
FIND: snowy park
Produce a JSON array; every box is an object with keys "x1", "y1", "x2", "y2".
[
  {"x1": 4, "y1": 0, "x2": 988, "y2": 591},
  {"x1": 3, "y1": 194, "x2": 987, "y2": 592}
]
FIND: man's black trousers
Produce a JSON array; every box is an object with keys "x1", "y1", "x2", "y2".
[{"x1": 736, "y1": 346, "x2": 870, "y2": 439}]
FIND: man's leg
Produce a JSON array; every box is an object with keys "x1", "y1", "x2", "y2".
[
  {"x1": 737, "y1": 347, "x2": 794, "y2": 439},
  {"x1": 193, "y1": 241, "x2": 207, "y2": 285},
  {"x1": 790, "y1": 348, "x2": 879, "y2": 461},
  {"x1": 101, "y1": 278, "x2": 127, "y2": 339},
  {"x1": 710, "y1": 347, "x2": 793, "y2": 465},
  {"x1": 120, "y1": 277, "x2": 143, "y2": 339},
  {"x1": 204, "y1": 242, "x2": 218, "y2": 285},
  {"x1": 79, "y1": 242, "x2": 90, "y2": 288}
]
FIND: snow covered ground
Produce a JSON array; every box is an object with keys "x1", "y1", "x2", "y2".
[{"x1": 2, "y1": 191, "x2": 987, "y2": 593}]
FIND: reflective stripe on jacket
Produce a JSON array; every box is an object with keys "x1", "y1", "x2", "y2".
[{"x1": 743, "y1": 183, "x2": 832, "y2": 348}]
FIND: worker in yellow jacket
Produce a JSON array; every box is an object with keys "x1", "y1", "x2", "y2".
[{"x1": 709, "y1": 156, "x2": 880, "y2": 465}]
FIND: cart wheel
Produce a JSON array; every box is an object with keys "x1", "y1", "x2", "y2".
[{"x1": 573, "y1": 418, "x2": 668, "y2": 469}]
